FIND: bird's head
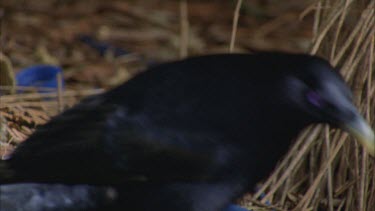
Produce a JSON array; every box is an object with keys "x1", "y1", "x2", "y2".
[{"x1": 271, "y1": 53, "x2": 375, "y2": 156}]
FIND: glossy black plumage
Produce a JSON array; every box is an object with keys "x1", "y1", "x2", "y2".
[
  {"x1": 1, "y1": 52, "x2": 373, "y2": 211},
  {"x1": 0, "y1": 184, "x2": 116, "y2": 211},
  {"x1": 0, "y1": 183, "x2": 250, "y2": 211}
]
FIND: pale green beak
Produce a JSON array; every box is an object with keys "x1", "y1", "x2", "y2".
[{"x1": 343, "y1": 113, "x2": 375, "y2": 156}]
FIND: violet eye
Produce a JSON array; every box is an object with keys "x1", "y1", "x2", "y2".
[{"x1": 306, "y1": 91, "x2": 325, "y2": 108}]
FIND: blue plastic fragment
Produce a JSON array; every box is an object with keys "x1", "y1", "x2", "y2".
[
  {"x1": 253, "y1": 188, "x2": 274, "y2": 210},
  {"x1": 223, "y1": 204, "x2": 249, "y2": 211},
  {"x1": 258, "y1": 192, "x2": 272, "y2": 206},
  {"x1": 78, "y1": 35, "x2": 129, "y2": 57},
  {"x1": 16, "y1": 65, "x2": 63, "y2": 89}
]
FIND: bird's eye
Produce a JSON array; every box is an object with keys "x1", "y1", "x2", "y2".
[{"x1": 306, "y1": 90, "x2": 325, "y2": 108}]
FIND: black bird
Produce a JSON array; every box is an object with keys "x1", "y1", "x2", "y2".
[
  {"x1": 0, "y1": 184, "x2": 117, "y2": 211},
  {"x1": 0, "y1": 184, "x2": 249, "y2": 211},
  {"x1": 1, "y1": 52, "x2": 374, "y2": 211}
]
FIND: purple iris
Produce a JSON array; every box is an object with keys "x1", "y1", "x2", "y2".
[{"x1": 306, "y1": 90, "x2": 324, "y2": 108}]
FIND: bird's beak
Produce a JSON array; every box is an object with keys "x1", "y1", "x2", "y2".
[{"x1": 341, "y1": 111, "x2": 375, "y2": 157}]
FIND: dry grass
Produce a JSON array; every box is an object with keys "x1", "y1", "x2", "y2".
[
  {"x1": 0, "y1": 87, "x2": 103, "y2": 157},
  {"x1": 239, "y1": 0, "x2": 375, "y2": 210},
  {"x1": 229, "y1": 0, "x2": 243, "y2": 53}
]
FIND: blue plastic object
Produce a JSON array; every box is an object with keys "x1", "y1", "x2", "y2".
[
  {"x1": 16, "y1": 65, "x2": 63, "y2": 89},
  {"x1": 78, "y1": 35, "x2": 154, "y2": 67},
  {"x1": 223, "y1": 204, "x2": 249, "y2": 211},
  {"x1": 78, "y1": 35, "x2": 129, "y2": 57}
]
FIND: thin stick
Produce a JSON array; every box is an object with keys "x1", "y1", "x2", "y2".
[
  {"x1": 261, "y1": 126, "x2": 322, "y2": 203},
  {"x1": 312, "y1": 1, "x2": 322, "y2": 39},
  {"x1": 294, "y1": 133, "x2": 349, "y2": 210},
  {"x1": 229, "y1": 0, "x2": 243, "y2": 52},
  {"x1": 179, "y1": 0, "x2": 189, "y2": 58},
  {"x1": 0, "y1": 85, "x2": 56, "y2": 92},
  {"x1": 254, "y1": 129, "x2": 311, "y2": 199},
  {"x1": 330, "y1": 0, "x2": 351, "y2": 61},
  {"x1": 310, "y1": 1, "x2": 349, "y2": 54},
  {"x1": 344, "y1": 23, "x2": 375, "y2": 81},
  {"x1": 0, "y1": 89, "x2": 104, "y2": 103},
  {"x1": 57, "y1": 72, "x2": 64, "y2": 112},
  {"x1": 333, "y1": 1, "x2": 373, "y2": 65},
  {"x1": 325, "y1": 126, "x2": 334, "y2": 211},
  {"x1": 359, "y1": 33, "x2": 374, "y2": 211}
]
